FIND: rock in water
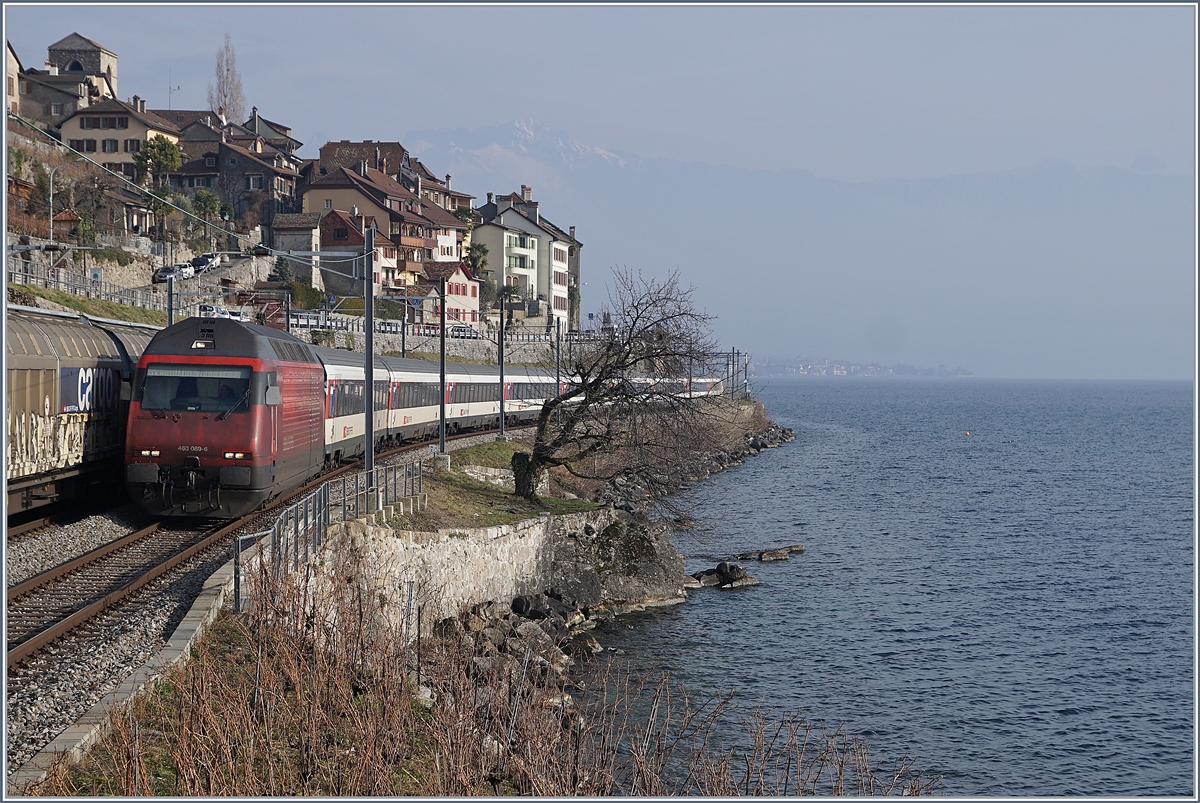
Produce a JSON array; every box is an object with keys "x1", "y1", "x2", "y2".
[{"x1": 759, "y1": 549, "x2": 790, "y2": 562}]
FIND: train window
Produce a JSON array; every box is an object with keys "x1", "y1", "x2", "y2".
[{"x1": 141, "y1": 365, "x2": 252, "y2": 413}]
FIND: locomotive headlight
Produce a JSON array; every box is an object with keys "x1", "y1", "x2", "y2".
[
  {"x1": 139, "y1": 449, "x2": 160, "y2": 457},
  {"x1": 224, "y1": 451, "x2": 250, "y2": 460}
]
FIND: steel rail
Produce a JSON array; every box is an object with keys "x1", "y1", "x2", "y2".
[
  {"x1": 6, "y1": 523, "x2": 162, "y2": 603},
  {"x1": 5, "y1": 424, "x2": 529, "y2": 670}
]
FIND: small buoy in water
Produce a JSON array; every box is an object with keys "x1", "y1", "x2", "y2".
[{"x1": 965, "y1": 431, "x2": 970, "y2": 436}]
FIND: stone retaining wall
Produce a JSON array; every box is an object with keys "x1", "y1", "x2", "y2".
[{"x1": 323, "y1": 506, "x2": 686, "y2": 635}]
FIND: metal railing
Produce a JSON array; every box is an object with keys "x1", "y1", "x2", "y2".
[
  {"x1": 6, "y1": 260, "x2": 170, "y2": 312},
  {"x1": 234, "y1": 461, "x2": 424, "y2": 611},
  {"x1": 283, "y1": 310, "x2": 605, "y2": 344}
]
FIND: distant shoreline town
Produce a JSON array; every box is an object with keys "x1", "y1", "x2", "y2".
[{"x1": 753, "y1": 356, "x2": 976, "y2": 378}]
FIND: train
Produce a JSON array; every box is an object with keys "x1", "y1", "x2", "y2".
[
  {"x1": 123, "y1": 317, "x2": 571, "y2": 518},
  {"x1": 6, "y1": 305, "x2": 158, "y2": 515}
]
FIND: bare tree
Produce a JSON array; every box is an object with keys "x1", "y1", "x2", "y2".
[
  {"x1": 510, "y1": 267, "x2": 726, "y2": 503},
  {"x1": 206, "y1": 33, "x2": 246, "y2": 123}
]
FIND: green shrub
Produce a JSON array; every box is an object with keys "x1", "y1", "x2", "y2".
[
  {"x1": 92, "y1": 246, "x2": 134, "y2": 266},
  {"x1": 287, "y1": 281, "x2": 323, "y2": 310}
]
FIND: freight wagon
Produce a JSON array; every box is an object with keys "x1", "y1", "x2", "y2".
[{"x1": 6, "y1": 306, "x2": 158, "y2": 514}]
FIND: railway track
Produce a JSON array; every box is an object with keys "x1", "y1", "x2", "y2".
[{"x1": 5, "y1": 426, "x2": 522, "y2": 671}]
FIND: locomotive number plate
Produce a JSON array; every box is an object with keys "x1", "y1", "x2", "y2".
[{"x1": 178, "y1": 445, "x2": 209, "y2": 452}]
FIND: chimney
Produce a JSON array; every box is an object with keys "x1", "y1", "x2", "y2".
[
  {"x1": 358, "y1": 160, "x2": 368, "y2": 176},
  {"x1": 521, "y1": 185, "x2": 532, "y2": 202},
  {"x1": 380, "y1": 156, "x2": 388, "y2": 175},
  {"x1": 251, "y1": 105, "x2": 258, "y2": 129},
  {"x1": 45, "y1": 61, "x2": 58, "y2": 76},
  {"x1": 445, "y1": 174, "x2": 452, "y2": 191},
  {"x1": 351, "y1": 205, "x2": 358, "y2": 217},
  {"x1": 487, "y1": 192, "x2": 493, "y2": 204},
  {"x1": 217, "y1": 105, "x2": 227, "y2": 126},
  {"x1": 375, "y1": 146, "x2": 381, "y2": 170},
  {"x1": 415, "y1": 175, "x2": 421, "y2": 198},
  {"x1": 569, "y1": 225, "x2": 576, "y2": 240}
]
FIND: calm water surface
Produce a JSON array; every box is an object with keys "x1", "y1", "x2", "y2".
[{"x1": 596, "y1": 378, "x2": 1194, "y2": 796}]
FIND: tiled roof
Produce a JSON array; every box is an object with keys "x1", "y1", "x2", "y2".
[
  {"x1": 60, "y1": 98, "x2": 181, "y2": 134},
  {"x1": 177, "y1": 155, "x2": 219, "y2": 175},
  {"x1": 222, "y1": 141, "x2": 301, "y2": 177},
  {"x1": 319, "y1": 140, "x2": 408, "y2": 173},
  {"x1": 420, "y1": 261, "x2": 465, "y2": 282},
  {"x1": 271, "y1": 212, "x2": 322, "y2": 229},
  {"x1": 148, "y1": 109, "x2": 221, "y2": 130},
  {"x1": 48, "y1": 32, "x2": 113, "y2": 55}
]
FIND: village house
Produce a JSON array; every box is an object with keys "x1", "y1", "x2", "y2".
[
  {"x1": 8, "y1": 33, "x2": 118, "y2": 130},
  {"x1": 313, "y1": 140, "x2": 473, "y2": 260},
  {"x1": 416, "y1": 261, "x2": 481, "y2": 326},
  {"x1": 57, "y1": 96, "x2": 179, "y2": 180},
  {"x1": 269, "y1": 212, "x2": 324, "y2": 290},
  {"x1": 472, "y1": 185, "x2": 581, "y2": 330},
  {"x1": 302, "y1": 163, "x2": 468, "y2": 293},
  {"x1": 316, "y1": 208, "x2": 394, "y2": 297},
  {"x1": 156, "y1": 107, "x2": 302, "y2": 225}
]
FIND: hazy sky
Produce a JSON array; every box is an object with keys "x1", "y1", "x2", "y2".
[
  {"x1": 5, "y1": 5, "x2": 1193, "y2": 180},
  {"x1": 4, "y1": 4, "x2": 1195, "y2": 378}
]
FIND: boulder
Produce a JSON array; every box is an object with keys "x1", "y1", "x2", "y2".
[{"x1": 512, "y1": 593, "x2": 550, "y2": 619}]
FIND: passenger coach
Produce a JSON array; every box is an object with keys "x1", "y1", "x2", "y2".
[{"x1": 125, "y1": 318, "x2": 563, "y2": 518}]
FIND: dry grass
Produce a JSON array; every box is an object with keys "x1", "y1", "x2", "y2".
[
  {"x1": 35, "y1": 548, "x2": 938, "y2": 797},
  {"x1": 7, "y1": 282, "x2": 168, "y2": 326}
]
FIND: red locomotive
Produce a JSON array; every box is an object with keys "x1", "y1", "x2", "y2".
[{"x1": 124, "y1": 318, "x2": 324, "y2": 517}]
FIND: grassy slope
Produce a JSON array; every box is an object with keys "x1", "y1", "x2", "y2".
[
  {"x1": 393, "y1": 439, "x2": 599, "y2": 531},
  {"x1": 9, "y1": 283, "x2": 167, "y2": 326}
]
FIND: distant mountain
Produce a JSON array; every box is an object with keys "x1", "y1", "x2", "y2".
[{"x1": 405, "y1": 121, "x2": 1194, "y2": 379}]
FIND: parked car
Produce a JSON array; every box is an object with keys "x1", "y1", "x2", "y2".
[
  {"x1": 226, "y1": 310, "x2": 247, "y2": 321},
  {"x1": 449, "y1": 324, "x2": 482, "y2": 339},
  {"x1": 176, "y1": 263, "x2": 196, "y2": 279},
  {"x1": 151, "y1": 265, "x2": 180, "y2": 284},
  {"x1": 197, "y1": 304, "x2": 231, "y2": 318},
  {"x1": 190, "y1": 253, "x2": 220, "y2": 273}
]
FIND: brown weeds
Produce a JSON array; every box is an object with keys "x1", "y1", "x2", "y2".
[{"x1": 36, "y1": 546, "x2": 937, "y2": 796}]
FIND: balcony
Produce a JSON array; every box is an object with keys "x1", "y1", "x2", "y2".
[{"x1": 398, "y1": 234, "x2": 436, "y2": 249}]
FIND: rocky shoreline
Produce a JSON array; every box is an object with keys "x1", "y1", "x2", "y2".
[
  {"x1": 436, "y1": 419, "x2": 799, "y2": 689},
  {"x1": 594, "y1": 420, "x2": 796, "y2": 513}
]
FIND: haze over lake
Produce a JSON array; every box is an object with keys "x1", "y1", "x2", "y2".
[{"x1": 6, "y1": 4, "x2": 1195, "y2": 379}]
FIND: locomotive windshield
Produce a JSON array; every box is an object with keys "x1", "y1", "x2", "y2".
[{"x1": 140, "y1": 365, "x2": 253, "y2": 413}]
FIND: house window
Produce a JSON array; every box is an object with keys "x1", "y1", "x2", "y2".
[
  {"x1": 102, "y1": 138, "x2": 118, "y2": 153},
  {"x1": 246, "y1": 175, "x2": 263, "y2": 190},
  {"x1": 325, "y1": 199, "x2": 332, "y2": 209},
  {"x1": 124, "y1": 139, "x2": 141, "y2": 153},
  {"x1": 471, "y1": 285, "x2": 477, "y2": 298},
  {"x1": 333, "y1": 227, "x2": 348, "y2": 241},
  {"x1": 228, "y1": 157, "x2": 237, "y2": 166},
  {"x1": 50, "y1": 103, "x2": 63, "y2": 116},
  {"x1": 553, "y1": 246, "x2": 567, "y2": 263},
  {"x1": 205, "y1": 157, "x2": 216, "y2": 167},
  {"x1": 80, "y1": 139, "x2": 97, "y2": 152},
  {"x1": 554, "y1": 296, "x2": 568, "y2": 311},
  {"x1": 19, "y1": 80, "x2": 29, "y2": 94},
  {"x1": 554, "y1": 270, "x2": 567, "y2": 286}
]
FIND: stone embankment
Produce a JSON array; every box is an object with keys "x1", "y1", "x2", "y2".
[
  {"x1": 595, "y1": 421, "x2": 796, "y2": 513},
  {"x1": 326, "y1": 506, "x2": 686, "y2": 686}
]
